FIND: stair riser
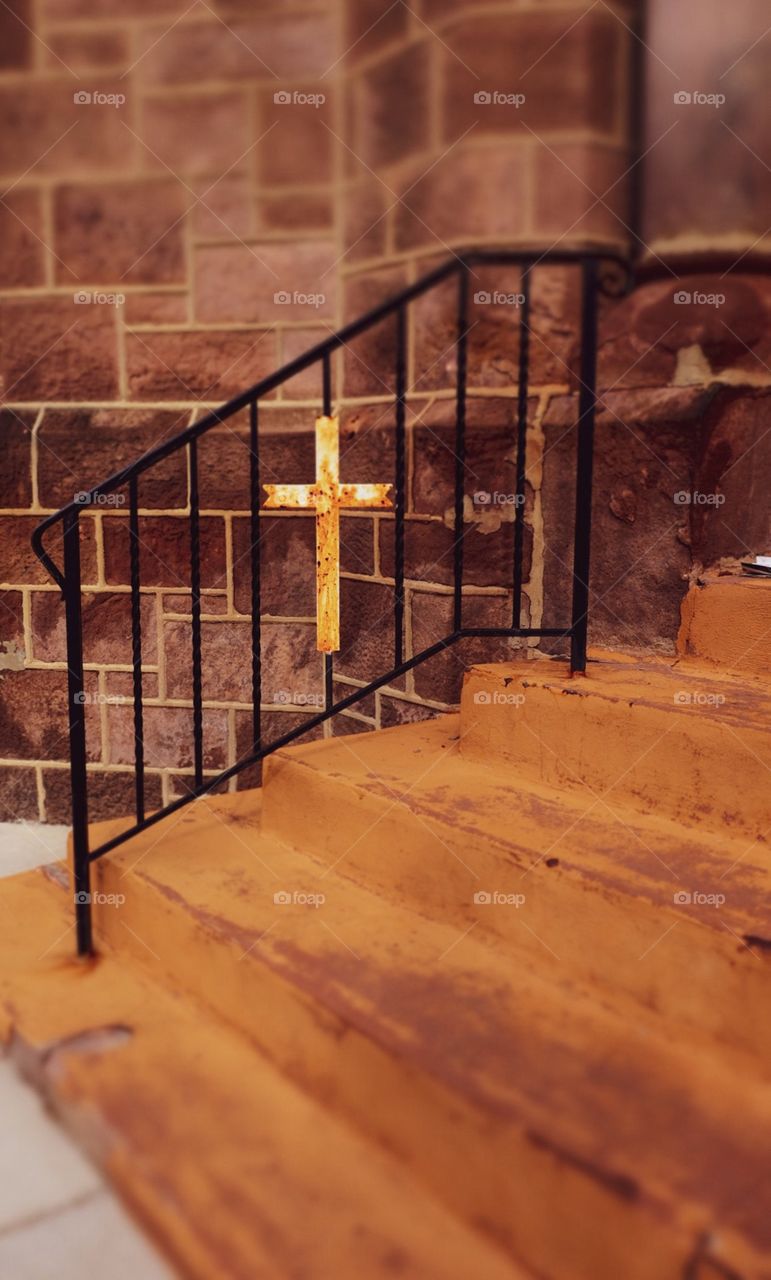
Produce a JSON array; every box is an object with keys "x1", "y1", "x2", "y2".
[
  {"x1": 261, "y1": 756, "x2": 771, "y2": 1068},
  {"x1": 459, "y1": 671, "x2": 770, "y2": 841},
  {"x1": 678, "y1": 580, "x2": 771, "y2": 679},
  {"x1": 92, "y1": 862, "x2": 701, "y2": 1280}
]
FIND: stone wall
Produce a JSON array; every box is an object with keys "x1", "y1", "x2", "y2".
[{"x1": 1, "y1": 0, "x2": 769, "y2": 822}]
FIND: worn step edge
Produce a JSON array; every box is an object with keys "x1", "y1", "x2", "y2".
[
  {"x1": 0, "y1": 865, "x2": 529, "y2": 1280},
  {"x1": 458, "y1": 658, "x2": 771, "y2": 841},
  {"x1": 259, "y1": 717, "x2": 771, "y2": 1069},
  {"x1": 83, "y1": 807, "x2": 771, "y2": 1280}
]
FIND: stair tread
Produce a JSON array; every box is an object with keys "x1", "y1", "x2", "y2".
[
  {"x1": 86, "y1": 792, "x2": 771, "y2": 1265},
  {"x1": 0, "y1": 866, "x2": 529, "y2": 1280},
  {"x1": 267, "y1": 713, "x2": 771, "y2": 936}
]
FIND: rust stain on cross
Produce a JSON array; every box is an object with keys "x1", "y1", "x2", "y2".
[{"x1": 263, "y1": 415, "x2": 392, "y2": 653}]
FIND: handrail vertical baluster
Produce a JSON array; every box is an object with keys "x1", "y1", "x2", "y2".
[
  {"x1": 322, "y1": 351, "x2": 334, "y2": 711},
  {"x1": 63, "y1": 507, "x2": 92, "y2": 956},
  {"x1": 570, "y1": 257, "x2": 599, "y2": 673},
  {"x1": 189, "y1": 439, "x2": 204, "y2": 787},
  {"x1": 249, "y1": 400, "x2": 262, "y2": 752},
  {"x1": 512, "y1": 263, "x2": 531, "y2": 629},
  {"x1": 453, "y1": 264, "x2": 469, "y2": 634},
  {"x1": 129, "y1": 475, "x2": 145, "y2": 824},
  {"x1": 394, "y1": 304, "x2": 407, "y2": 666}
]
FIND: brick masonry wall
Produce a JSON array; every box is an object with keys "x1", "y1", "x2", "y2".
[{"x1": 1, "y1": 0, "x2": 769, "y2": 823}]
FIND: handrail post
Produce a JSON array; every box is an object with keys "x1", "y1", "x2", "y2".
[
  {"x1": 62, "y1": 507, "x2": 92, "y2": 956},
  {"x1": 570, "y1": 257, "x2": 599, "y2": 674}
]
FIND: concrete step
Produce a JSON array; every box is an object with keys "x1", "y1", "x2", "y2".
[
  {"x1": 260, "y1": 715, "x2": 771, "y2": 1068},
  {"x1": 0, "y1": 863, "x2": 529, "y2": 1280},
  {"x1": 459, "y1": 655, "x2": 771, "y2": 841},
  {"x1": 678, "y1": 574, "x2": 771, "y2": 679},
  {"x1": 82, "y1": 794, "x2": 771, "y2": 1280}
]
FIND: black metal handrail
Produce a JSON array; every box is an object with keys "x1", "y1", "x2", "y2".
[{"x1": 32, "y1": 247, "x2": 630, "y2": 956}]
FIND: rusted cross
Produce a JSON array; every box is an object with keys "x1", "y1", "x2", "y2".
[{"x1": 263, "y1": 415, "x2": 392, "y2": 653}]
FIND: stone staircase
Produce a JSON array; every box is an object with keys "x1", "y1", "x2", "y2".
[{"x1": 0, "y1": 575, "x2": 769, "y2": 1279}]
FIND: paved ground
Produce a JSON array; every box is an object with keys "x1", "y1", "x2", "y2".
[{"x1": 0, "y1": 821, "x2": 176, "y2": 1280}]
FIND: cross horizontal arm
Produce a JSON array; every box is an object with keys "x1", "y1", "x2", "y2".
[
  {"x1": 262, "y1": 484, "x2": 314, "y2": 510},
  {"x1": 337, "y1": 484, "x2": 392, "y2": 508}
]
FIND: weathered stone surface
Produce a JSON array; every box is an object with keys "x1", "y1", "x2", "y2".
[
  {"x1": 592, "y1": 274, "x2": 771, "y2": 389},
  {"x1": 0, "y1": 589, "x2": 24, "y2": 654},
  {"x1": 336, "y1": 577, "x2": 401, "y2": 685},
  {"x1": 46, "y1": 28, "x2": 129, "y2": 71},
  {"x1": 0, "y1": 190, "x2": 45, "y2": 286},
  {"x1": 541, "y1": 387, "x2": 711, "y2": 649},
  {"x1": 195, "y1": 413, "x2": 316, "y2": 511},
  {"x1": 136, "y1": 10, "x2": 336, "y2": 81},
  {"x1": 54, "y1": 181, "x2": 186, "y2": 285},
  {"x1": 379, "y1": 514, "x2": 531, "y2": 590},
  {"x1": 194, "y1": 241, "x2": 336, "y2": 325},
  {"x1": 378, "y1": 694, "x2": 441, "y2": 729},
  {"x1": 533, "y1": 142, "x2": 627, "y2": 248},
  {"x1": 4, "y1": 515, "x2": 98, "y2": 586},
  {"x1": 0, "y1": 298, "x2": 118, "y2": 401},
  {"x1": 192, "y1": 175, "x2": 253, "y2": 240},
  {"x1": 692, "y1": 388, "x2": 771, "y2": 566},
  {"x1": 0, "y1": 764, "x2": 38, "y2": 821},
  {"x1": 103, "y1": 515, "x2": 227, "y2": 590},
  {"x1": 105, "y1": 669, "x2": 160, "y2": 700},
  {"x1": 164, "y1": 619, "x2": 254, "y2": 702},
  {"x1": 141, "y1": 91, "x2": 251, "y2": 178},
  {"x1": 0, "y1": 0, "x2": 32, "y2": 69},
  {"x1": 392, "y1": 144, "x2": 529, "y2": 252},
  {"x1": 31, "y1": 589, "x2": 157, "y2": 665},
  {"x1": 344, "y1": 0, "x2": 407, "y2": 56},
  {"x1": 279, "y1": 325, "x2": 335, "y2": 399},
  {"x1": 352, "y1": 41, "x2": 431, "y2": 168},
  {"x1": 233, "y1": 707, "x2": 323, "y2": 790},
  {"x1": 38, "y1": 409, "x2": 189, "y2": 509},
  {"x1": 107, "y1": 703, "x2": 229, "y2": 770},
  {"x1": 232, "y1": 515, "x2": 316, "y2": 617},
  {"x1": 259, "y1": 89, "x2": 335, "y2": 185},
  {"x1": 0, "y1": 666, "x2": 100, "y2": 761},
  {"x1": 260, "y1": 620, "x2": 323, "y2": 704},
  {"x1": 0, "y1": 80, "x2": 131, "y2": 176},
  {"x1": 410, "y1": 400, "x2": 529, "y2": 516},
  {"x1": 441, "y1": 9, "x2": 620, "y2": 139},
  {"x1": 0, "y1": 410, "x2": 34, "y2": 507},
  {"x1": 410, "y1": 590, "x2": 521, "y2": 701},
  {"x1": 125, "y1": 328, "x2": 278, "y2": 401},
  {"x1": 43, "y1": 766, "x2": 162, "y2": 823},
  {"x1": 342, "y1": 265, "x2": 406, "y2": 397},
  {"x1": 342, "y1": 181, "x2": 388, "y2": 262}
]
